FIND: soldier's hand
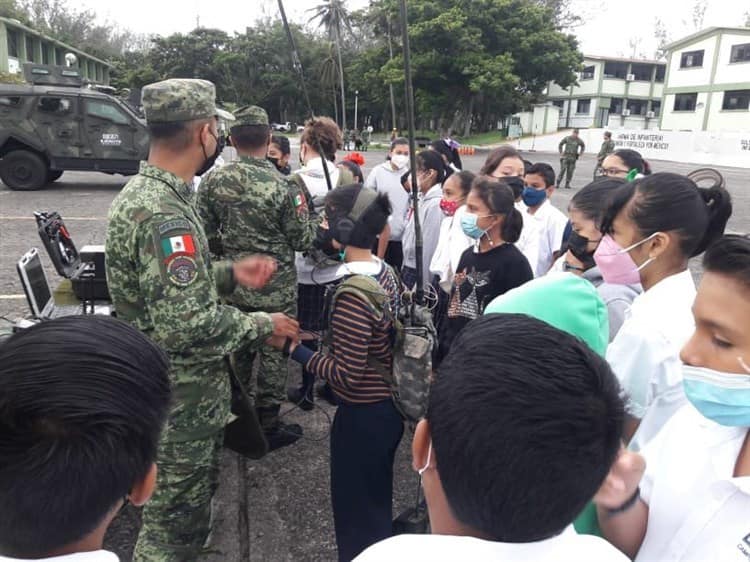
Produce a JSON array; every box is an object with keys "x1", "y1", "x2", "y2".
[
  {"x1": 593, "y1": 447, "x2": 646, "y2": 509},
  {"x1": 233, "y1": 255, "x2": 277, "y2": 289},
  {"x1": 265, "y1": 333, "x2": 295, "y2": 351},
  {"x1": 269, "y1": 313, "x2": 300, "y2": 342}
]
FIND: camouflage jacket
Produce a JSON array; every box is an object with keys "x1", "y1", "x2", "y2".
[
  {"x1": 105, "y1": 162, "x2": 274, "y2": 364},
  {"x1": 597, "y1": 139, "x2": 616, "y2": 161},
  {"x1": 559, "y1": 135, "x2": 585, "y2": 157},
  {"x1": 197, "y1": 156, "x2": 319, "y2": 305}
]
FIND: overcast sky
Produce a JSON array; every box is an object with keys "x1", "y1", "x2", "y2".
[{"x1": 77, "y1": 0, "x2": 747, "y2": 60}]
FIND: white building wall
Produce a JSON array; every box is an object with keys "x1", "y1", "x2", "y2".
[
  {"x1": 706, "y1": 92, "x2": 750, "y2": 132},
  {"x1": 666, "y1": 35, "x2": 716, "y2": 89},
  {"x1": 713, "y1": 32, "x2": 750, "y2": 84},
  {"x1": 629, "y1": 82, "x2": 653, "y2": 97},
  {"x1": 652, "y1": 83, "x2": 664, "y2": 98},
  {"x1": 601, "y1": 79, "x2": 627, "y2": 96},
  {"x1": 661, "y1": 92, "x2": 710, "y2": 131},
  {"x1": 547, "y1": 82, "x2": 569, "y2": 97}
]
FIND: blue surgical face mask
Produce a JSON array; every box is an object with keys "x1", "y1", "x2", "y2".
[
  {"x1": 461, "y1": 212, "x2": 490, "y2": 240},
  {"x1": 682, "y1": 361, "x2": 750, "y2": 427},
  {"x1": 521, "y1": 186, "x2": 547, "y2": 207}
]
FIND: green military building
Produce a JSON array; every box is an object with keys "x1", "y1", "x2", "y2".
[{"x1": 0, "y1": 16, "x2": 111, "y2": 84}]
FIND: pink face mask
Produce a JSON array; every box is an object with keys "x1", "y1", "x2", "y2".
[{"x1": 594, "y1": 233, "x2": 656, "y2": 285}]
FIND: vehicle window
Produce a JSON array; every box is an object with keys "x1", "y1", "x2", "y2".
[
  {"x1": 38, "y1": 97, "x2": 72, "y2": 115},
  {"x1": 0, "y1": 96, "x2": 22, "y2": 106},
  {"x1": 86, "y1": 99, "x2": 130, "y2": 125}
]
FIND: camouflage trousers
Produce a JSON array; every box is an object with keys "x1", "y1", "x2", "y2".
[
  {"x1": 233, "y1": 284, "x2": 297, "y2": 409},
  {"x1": 558, "y1": 157, "x2": 577, "y2": 187},
  {"x1": 134, "y1": 359, "x2": 231, "y2": 562}
]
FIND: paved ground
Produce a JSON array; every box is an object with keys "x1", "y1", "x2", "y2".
[{"x1": 0, "y1": 148, "x2": 747, "y2": 561}]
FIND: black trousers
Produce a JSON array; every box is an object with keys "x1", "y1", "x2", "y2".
[
  {"x1": 330, "y1": 399, "x2": 404, "y2": 561},
  {"x1": 384, "y1": 240, "x2": 403, "y2": 271}
]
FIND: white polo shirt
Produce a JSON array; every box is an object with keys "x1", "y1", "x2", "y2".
[
  {"x1": 607, "y1": 269, "x2": 696, "y2": 448},
  {"x1": 635, "y1": 405, "x2": 750, "y2": 562},
  {"x1": 0, "y1": 551, "x2": 118, "y2": 561},
  {"x1": 355, "y1": 526, "x2": 628, "y2": 561},
  {"x1": 514, "y1": 202, "x2": 541, "y2": 278},
  {"x1": 520, "y1": 200, "x2": 568, "y2": 277}
]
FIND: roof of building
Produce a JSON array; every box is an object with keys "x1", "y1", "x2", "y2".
[
  {"x1": 663, "y1": 26, "x2": 750, "y2": 52},
  {"x1": 0, "y1": 16, "x2": 112, "y2": 67},
  {"x1": 583, "y1": 54, "x2": 666, "y2": 66}
]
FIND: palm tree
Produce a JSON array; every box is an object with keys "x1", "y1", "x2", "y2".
[{"x1": 309, "y1": 0, "x2": 351, "y2": 129}]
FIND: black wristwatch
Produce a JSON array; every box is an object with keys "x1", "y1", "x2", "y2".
[{"x1": 605, "y1": 487, "x2": 641, "y2": 518}]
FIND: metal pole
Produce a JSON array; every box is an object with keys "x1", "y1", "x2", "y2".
[
  {"x1": 354, "y1": 90, "x2": 359, "y2": 131},
  {"x1": 398, "y1": 0, "x2": 423, "y2": 306},
  {"x1": 276, "y1": 0, "x2": 333, "y2": 191}
]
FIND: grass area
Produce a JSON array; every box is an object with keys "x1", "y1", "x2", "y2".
[{"x1": 460, "y1": 130, "x2": 506, "y2": 146}]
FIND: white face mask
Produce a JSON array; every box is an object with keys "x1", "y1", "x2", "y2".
[{"x1": 391, "y1": 153, "x2": 409, "y2": 169}]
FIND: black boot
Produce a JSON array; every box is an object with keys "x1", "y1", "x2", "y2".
[
  {"x1": 286, "y1": 370, "x2": 314, "y2": 411},
  {"x1": 257, "y1": 405, "x2": 303, "y2": 452}
]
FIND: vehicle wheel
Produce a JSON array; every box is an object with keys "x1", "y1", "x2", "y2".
[
  {"x1": 47, "y1": 169, "x2": 63, "y2": 182},
  {"x1": 0, "y1": 150, "x2": 49, "y2": 191}
]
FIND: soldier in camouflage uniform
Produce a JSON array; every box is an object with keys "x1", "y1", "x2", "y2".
[
  {"x1": 198, "y1": 105, "x2": 319, "y2": 450},
  {"x1": 595, "y1": 131, "x2": 616, "y2": 179},
  {"x1": 557, "y1": 128, "x2": 586, "y2": 189},
  {"x1": 105, "y1": 79, "x2": 299, "y2": 561}
]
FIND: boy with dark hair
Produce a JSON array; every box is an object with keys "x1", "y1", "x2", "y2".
[
  {"x1": 357, "y1": 314, "x2": 628, "y2": 561},
  {"x1": 0, "y1": 316, "x2": 171, "y2": 561},
  {"x1": 523, "y1": 162, "x2": 568, "y2": 276}
]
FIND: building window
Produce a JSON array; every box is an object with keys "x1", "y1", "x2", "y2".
[
  {"x1": 576, "y1": 99, "x2": 591, "y2": 114},
  {"x1": 680, "y1": 50, "x2": 704, "y2": 68},
  {"x1": 25, "y1": 36, "x2": 35, "y2": 62},
  {"x1": 42, "y1": 46, "x2": 49, "y2": 64},
  {"x1": 0, "y1": 96, "x2": 22, "y2": 107},
  {"x1": 551, "y1": 100, "x2": 564, "y2": 109},
  {"x1": 580, "y1": 65, "x2": 595, "y2": 80},
  {"x1": 722, "y1": 90, "x2": 750, "y2": 111},
  {"x1": 7, "y1": 30, "x2": 19, "y2": 57},
  {"x1": 609, "y1": 97, "x2": 624, "y2": 114},
  {"x1": 651, "y1": 100, "x2": 662, "y2": 116},
  {"x1": 730, "y1": 43, "x2": 750, "y2": 63},
  {"x1": 627, "y1": 100, "x2": 646, "y2": 116},
  {"x1": 655, "y1": 66, "x2": 666, "y2": 82},
  {"x1": 631, "y1": 63, "x2": 653, "y2": 81},
  {"x1": 674, "y1": 93, "x2": 698, "y2": 111},
  {"x1": 603, "y1": 61, "x2": 628, "y2": 79}
]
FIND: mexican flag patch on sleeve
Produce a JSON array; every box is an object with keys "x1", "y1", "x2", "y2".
[{"x1": 161, "y1": 234, "x2": 195, "y2": 259}]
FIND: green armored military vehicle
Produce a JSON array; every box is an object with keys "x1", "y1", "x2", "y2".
[{"x1": 0, "y1": 63, "x2": 150, "y2": 190}]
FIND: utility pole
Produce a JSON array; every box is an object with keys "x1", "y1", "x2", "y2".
[{"x1": 354, "y1": 90, "x2": 359, "y2": 131}]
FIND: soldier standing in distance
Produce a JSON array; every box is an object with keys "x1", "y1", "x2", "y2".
[
  {"x1": 105, "y1": 79, "x2": 299, "y2": 561},
  {"x1": 198, "y1": 105, "x2": 319, "y2": 449},
  {"x1": 595, "y1": 131, "x2": 616, "y2": 179},
  {"x1": 557, "y1": 128, "x2": 586, "y2": 189}
]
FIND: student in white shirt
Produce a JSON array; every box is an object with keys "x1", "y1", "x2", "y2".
[
  {"x1": 522, "y1": 162, "x2": 569, "y2": 276},
  {"x1": 356, "y1": 314, "x2": 629, "y2": 562},
  {"x1": 429, "y1": 170, "x2": 474, "y2": 330},
  {"x1": 593, "y1": 234, "x2": 750, "y2": 561},
  {"x1": 364, "y1": 138, "x2": 411, "y2": 270},
  {"x1": 596, "y1": 173, "x2": 732, "y2": 445},
  {"x1": 0, "y1": 316, "x2": 171, "y2": 562},
  {"x1": 479, "y1": 145, "x2": 540, "y2": 273}
]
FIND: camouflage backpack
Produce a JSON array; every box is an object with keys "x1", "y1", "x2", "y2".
[{"x1": 323, "y1": 272, "x2": 437, "y2": 422}]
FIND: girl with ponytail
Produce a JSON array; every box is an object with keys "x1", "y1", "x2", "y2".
[
  {"x1": 436, "y1": 177, "x2": 533, "y2": 362},
  {"x1": 597, "y1": 172, "x2": 732, "y2": 447}
]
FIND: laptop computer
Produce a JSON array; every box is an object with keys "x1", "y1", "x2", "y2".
[{"x1": 17, "y1": 248, "x2": 109, "y2": 319}]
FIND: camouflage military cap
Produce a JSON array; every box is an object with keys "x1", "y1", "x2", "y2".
[
  {"x1": 142, "y1": 78, "x2": 217, "y2": 123},
  {"x1": 233, "y1": 105, "x2": 269, "y2": 127}
]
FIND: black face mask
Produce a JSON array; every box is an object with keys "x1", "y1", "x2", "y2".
[
  {"x1": 566, "y1": 231, "x2": 597, "y2": 270},
  {"x1": 196, "y1": 131, "x2": 223, "y2": 177},
  {"x1": 267, "y1": 156, "x2": 281, "y2": 170}
]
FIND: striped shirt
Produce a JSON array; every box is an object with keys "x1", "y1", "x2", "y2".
[{"x1": 304, "y1": 264, "x2": 400, "y2": 405}]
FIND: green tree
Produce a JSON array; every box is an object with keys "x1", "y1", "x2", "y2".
[
  {"x1": 363, "y1": 0, "x2": 582, "y2": 135},
  {"x1": 309, "y1": 0, "x2": 352, "y2": 128}
]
